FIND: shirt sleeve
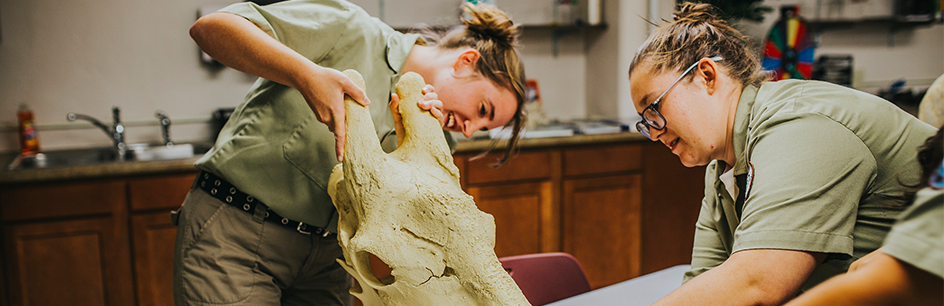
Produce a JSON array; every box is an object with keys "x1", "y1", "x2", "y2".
[
  {"x1": 882, "y1": 187, "x2": 944, "y2": 278},
  {"x1": 685, "y1": 162, "x2": 732, "y2": 283},
  {"x1": 219, "y1": 1, "x2": 352, "y2": 64},
  {"x1": 734, "y1": 112, "x2": 877, "y2": 256}
]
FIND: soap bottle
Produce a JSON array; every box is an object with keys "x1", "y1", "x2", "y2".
[{"x1": 17, "y1": 104, "x2": 40, "y2": 155}]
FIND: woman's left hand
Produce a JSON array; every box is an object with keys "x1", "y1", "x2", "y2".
[{"x1": 389, "y1": 84, "x2": 445, "y2": 147}]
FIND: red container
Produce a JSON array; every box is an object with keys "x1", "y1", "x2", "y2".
[{"x1": 17, "y1": 105, "x2": 40, "y2": 155}]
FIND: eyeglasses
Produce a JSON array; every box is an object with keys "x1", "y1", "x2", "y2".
[{"x1": 636, "y1": 56, "x2": 723, "y2": 140}]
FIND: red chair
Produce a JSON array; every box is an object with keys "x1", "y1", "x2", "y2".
[{"x1": 499, "y1": 252, "x2": 592, "y2": 306}]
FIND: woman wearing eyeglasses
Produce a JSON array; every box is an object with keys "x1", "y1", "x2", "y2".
[{"x1": 630, "y1": 3, "x2": 936, "y2": 305}]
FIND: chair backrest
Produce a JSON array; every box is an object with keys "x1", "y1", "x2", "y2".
[{"x1": 499, "y1": 252, "x2": 592, "y2": 306}]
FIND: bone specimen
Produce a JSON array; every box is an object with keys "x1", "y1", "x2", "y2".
[{"x1": 327, "y1": 70, "x2": 530, "y2": 306}]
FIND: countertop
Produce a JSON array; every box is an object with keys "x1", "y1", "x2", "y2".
[{"x1": 0, "y1": 132, "x2": 648, "y2": 184}]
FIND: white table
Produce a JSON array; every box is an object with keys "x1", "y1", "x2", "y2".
[{"x1": 546, "y1": 265, "x2": 690, "y2": 306}]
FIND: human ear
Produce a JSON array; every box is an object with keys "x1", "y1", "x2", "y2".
[
  {"x1": 453, "y1": 49, "x2": 481, "y2": 77},
  {"x1": 698, "y1": 58, "x2": 718, "y2": 95}
]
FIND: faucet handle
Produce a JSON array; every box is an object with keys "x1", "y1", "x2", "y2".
[
  {"x1": 155, "y1": 111, "x2": 173, "y2": 146},
  {"x1": 112, "y1": 107, "x2": 121, "y2": 125}
]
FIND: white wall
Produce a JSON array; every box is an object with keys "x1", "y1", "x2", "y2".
[
  {"x1": 585, "y1": 0, "x2": 667, "y2": 120},
  {"x1": 519, "y1": 28, "x2": 588, "y2": 120},
  {"x1": 1, "y1": 0, "x2": 940, "y2": 153},
  {"x1": 0, "y1": 0, "x2": 597, "y2": 153},
  {"x1": 0, "y1": 0, "x2": 256, "y2": 152}
]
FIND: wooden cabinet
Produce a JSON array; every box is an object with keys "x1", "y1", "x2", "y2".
[
  {"x1": 456, "y1": 141, "x2": 704, "y2": 289},
  {"x1": 639, "y1": 143, "x2": 705, "y2": 275},
  {"x1": 467, "y1": 181, "x2": 556, "y2": 257},
  {"x1": 459, "y1": 150, "x2": 561, "y2": 258},
  {"x1": 127, "y1": 173, "x2": 194, "y2": 306},
  {"x1": 0, "y1": 139, "x2": 703, "y2": 304},
  {"x1": 0, "y1": 172, "x2": 196, "y2": 306},
  {"x1": 0, "y1": 179, "x2": 134, "y2": 306},
  {"x1": 562, "y1": 174, "x2": 642, "y2": 288},
  {"x1": 4, "y1": 218, "x2": 133, "y2": 306},
  {"x1": 131, "y1": 212, "x2": 177, "y2": 306}
]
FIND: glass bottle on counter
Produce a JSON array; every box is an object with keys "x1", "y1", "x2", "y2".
[{"x1": 17, "y1": 104, "x2": 40, "y2": 155}]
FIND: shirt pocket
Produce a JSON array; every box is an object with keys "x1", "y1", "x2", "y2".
[{"x1": 282, "y1": 115, "x2": 339, "y2": 190}]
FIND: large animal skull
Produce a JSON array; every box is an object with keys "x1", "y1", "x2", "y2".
[{"x1": 327, "y1": 70, "x2": 530, "y2": 306}]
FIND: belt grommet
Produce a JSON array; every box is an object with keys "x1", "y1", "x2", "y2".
[
  {"x1": 265, "y1": 211, "x2": 270, "y2": 218},
  {"x1": 200, "y1": 181, "x2": 205, "y2": 187},
  {"x1": 226, "y1": 196, "x2": 233, "y2": 203},
  {"x1": 315, "y1": 228, "x2": 323, "y2": 234},
  {"x1": 247, "y1": 195, "x2": 254, "y2": 202},
  {"x1": 211, "y1": 188, "x2": 217, "y2": 195},
  {"x1": 230, "y1": 187, "x2": 236, "y2": 194},
  {"x1": 281, "y1": 218, "x2": 289, "y2": 225},
  {"x1": 243, "y1": 203, "x2": 250, "y2": 211},
  {"x1": 214, "y1": 180, "x2": 221, "y2": 186},
  {"x1": 204, "y1": 173, "x2": 209, "y2": 179}
]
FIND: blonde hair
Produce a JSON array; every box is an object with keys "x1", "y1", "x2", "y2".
[
  {"x1": 420, "y1": 3, "x2": 526, "y2": 166},
  {"x1": 629, "y1": 2, "x2": 768, "y2": 88}
]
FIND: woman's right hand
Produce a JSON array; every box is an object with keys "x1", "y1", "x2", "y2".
[{"x1": 295, "y1": 66, "x2": 371, "y2": 162}]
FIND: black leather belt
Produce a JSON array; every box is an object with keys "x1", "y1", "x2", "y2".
[{"x1": 195, "y1": 171, "x2": 332, "y2": 237}]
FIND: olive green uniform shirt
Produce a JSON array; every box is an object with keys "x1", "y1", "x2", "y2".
[
  {"x1": 882, "y1": 185, "x2": 944, "y2": 278},
  {"x1": 195, "y1": 0, "x2": 452, "y2": 232},
  {"x1": 683, "y1": 80, "x2": 936, "y2": 289}
]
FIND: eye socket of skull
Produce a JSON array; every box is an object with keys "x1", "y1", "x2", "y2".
[
  {"x1": 369, "y1": 253, "x2": 394, "y2": 284},
  {"x1": 355, "y1": 251, "x2": 396, "y2": 286}
]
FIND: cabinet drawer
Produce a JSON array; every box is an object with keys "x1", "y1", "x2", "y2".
[
  {"x1": 0, "y1": 180, "x2": 125, "y2": 221},
  {"x1": 564, "y1": 145, "x2": 642, "y2": 177},
  {"x1": 466, "y1": 151, "x2": 553, "y2": 184},
  {"x1": 129, "y1": 173, "x2": 197, "y2": 211}
]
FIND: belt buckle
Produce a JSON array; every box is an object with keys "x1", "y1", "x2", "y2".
[{"x1": 296, "y1": 222, "x2": 311, "y2": 235}]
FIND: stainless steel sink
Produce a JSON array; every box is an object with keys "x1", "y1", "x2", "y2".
[{"x1": 5, "y1": 143, "x2": 212, "y2": 171}]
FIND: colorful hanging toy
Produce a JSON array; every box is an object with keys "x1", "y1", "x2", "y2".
[{"x1": 762, "y1": 5, "x2": 815, "y2": 80}]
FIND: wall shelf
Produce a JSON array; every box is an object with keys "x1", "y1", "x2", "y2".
[
  {"x1": 396, "y1": 23, "x2": 608, "y2": 58},
  {"x1": 808, "y1": 15, "x2": 941, "y2": 31}
]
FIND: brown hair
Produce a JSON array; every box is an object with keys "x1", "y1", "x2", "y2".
[
  {"x1": 628, "y1": 2, "x2": 768, "y2": 88},
  {"x1": 419, "y1": 3, "x2": 526, "y2": 166}
]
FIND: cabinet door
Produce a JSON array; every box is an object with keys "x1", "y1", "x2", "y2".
[
  {"x1": 128, "y1": 172, "x2": 196, "y2": 212},
  {"x1": 563, "y1": 174, "x2": 642, "y2": 289},
  {"x1": 467, "y1": 181, "x2": 558, "y2": 257},
  {"x1": 131, "y1": 212, "x2": 177, "y2": 306},
  {"x1": 640, "y1": 143, "x2": 704, "y2": 275},
  {"x1": 3, "y1": 217, "x2": 134, "y2": 306}
]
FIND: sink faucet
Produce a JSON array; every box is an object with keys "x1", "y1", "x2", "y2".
[
  {"x1": 155, "y1": 111, "x2": 173, "y2": 146},
  {"x1": 67, "y1": 107, "x2": 126, "y2": 161}
]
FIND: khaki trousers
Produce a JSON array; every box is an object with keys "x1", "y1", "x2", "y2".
[{"x1": 172, "y1": 185, "x2": 352, "y2": 306}]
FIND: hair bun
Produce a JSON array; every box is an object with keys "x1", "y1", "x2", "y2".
[
  {"x1": 462, "y1": 3, "x2": 519, "y2": 47},
  {"x1": 673, "y1": 2, "x2": 718, "y2": 23}
]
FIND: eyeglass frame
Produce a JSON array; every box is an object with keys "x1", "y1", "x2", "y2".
[{"x1": 635, "y1": 56, "x2": 724, "y2": 140}]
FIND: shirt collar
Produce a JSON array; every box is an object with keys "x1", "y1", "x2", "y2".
[
  {"x1": 385, "y1": 33, "x2": 422, "y2": 74},
  {"x1": 730, "y1": 84, "x2": 758, "y2": 176}
]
